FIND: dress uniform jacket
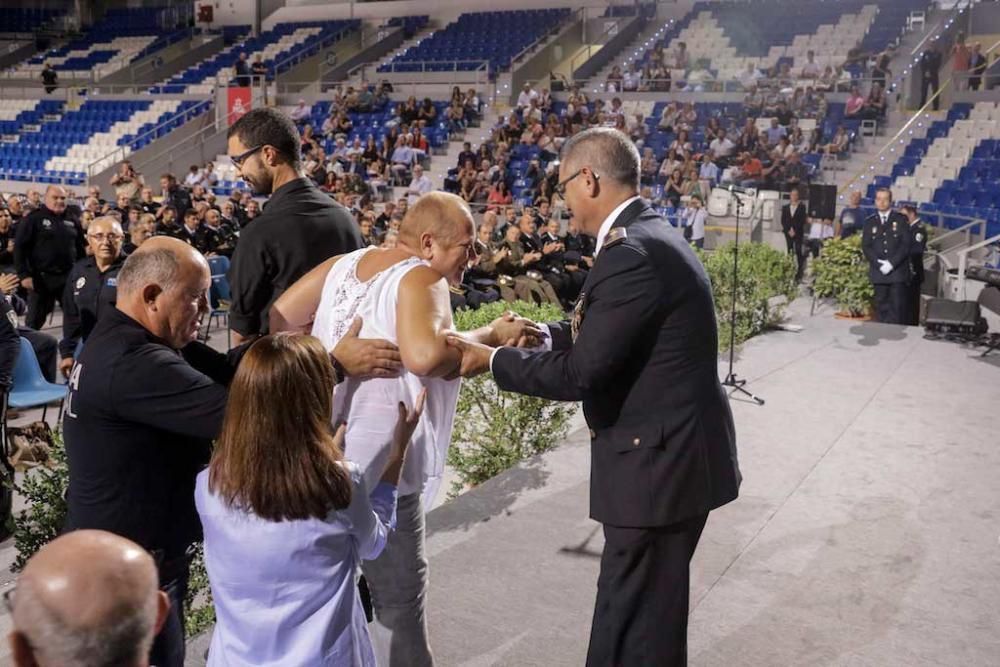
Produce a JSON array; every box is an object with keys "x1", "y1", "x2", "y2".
[
  {"x1": 492, "y1": 199, "x2": 741, "y2": 528},
  {"x1": 861, "y1": 210, "x2": 913, "y2": 284}
]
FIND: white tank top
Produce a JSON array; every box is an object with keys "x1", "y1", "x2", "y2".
[{"x1": 311, "y1": 247, "x2": 460, "y2": 507}]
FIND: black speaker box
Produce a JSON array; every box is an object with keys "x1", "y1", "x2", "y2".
[
  {"x1": 924, "y1": 299, "x2": 987, "y2": 335},
  {"x1": 808, "y1": 184, "x2": 837, "y2": 220}
]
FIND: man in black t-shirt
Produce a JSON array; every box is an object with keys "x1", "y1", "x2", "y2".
[{"x1": 226, "y1": 107, "x2": 362, "y2": 344}]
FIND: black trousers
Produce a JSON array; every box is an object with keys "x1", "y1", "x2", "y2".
[
  {"x1": 785, "y1": 234, "x2": 804, "y2": 281},
  {"x1": 873, "y1": 282, "x2": 909, "y2": 324},
  {"x1": 150, "y1": 561, "x2": 190, "y2": 667},
  {"x1": 921, "y1": 77, "x2": 940, "y2": 110},
  {"x1": 586, "y1": 514, "x2": 708, "y2": 667},
  {"x1": 907, "y1": 279, "x2": 922, "y2": 326},
  {"x1": 25, "y1": 273, "x2": 68, "y2": 331}
]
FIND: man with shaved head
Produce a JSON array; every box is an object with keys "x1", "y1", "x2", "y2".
[
  {"x1": 62, "y1": 236, "x2": 239, "y2": 666},
  {"x1": 8, "y1": 530, "x2": 169, "y2": 667},
  {"x1": 15, "y1": 184, "x2": 86, "y2": 329},
  {"x1": 272, "y1": 191, "x2": 541, "y2": 666}
]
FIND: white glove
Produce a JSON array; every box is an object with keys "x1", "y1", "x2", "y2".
[{"x1": 878, "y1": 259, "x2": 893, "y2": 275}]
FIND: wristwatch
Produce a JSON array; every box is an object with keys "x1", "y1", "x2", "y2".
[{"x1": 331, "y1": 355, "x2": 346, "y2": 385}]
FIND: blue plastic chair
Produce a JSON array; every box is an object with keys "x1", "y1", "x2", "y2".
[
  {"x1": 8, "y1": 337, "x2": 67, "y2": 423},
  {"x1": 204, "y1": 256, "x2": 232, "y2": 348}
]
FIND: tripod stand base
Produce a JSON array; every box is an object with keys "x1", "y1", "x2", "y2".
[{"x1": 722, "y1": 374, "x2": 765, "y2": 405}]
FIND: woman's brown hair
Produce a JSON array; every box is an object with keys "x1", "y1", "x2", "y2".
[{"x1": 208, "y1": 333, "x2": 351, "y2": 521}]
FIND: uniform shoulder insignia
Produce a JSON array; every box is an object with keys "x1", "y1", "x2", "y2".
[
  {"x1": 602, "y1": 227, "x2": 628, "y2": 249},
  {"x1": 915, "y1": 232, "x2": 924, "y2": 242}
]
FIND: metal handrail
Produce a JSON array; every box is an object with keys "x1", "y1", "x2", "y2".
[
  {"x1": 910, "y1": 0, "x2": 972, "y2": 56},
  {"x1": 569, "y1": 13, "x2": 631, "y2": 76},
  {"x1": 84, "y1": 100, "x2": 214, "y2": 177},
  {"x1": 270, "y1": 26, "x2": 355, "y2": 79},
  {"x1": 952, "y1": 231, "x2": 1000, "y2": 300},
  {"x1": 927, "y1": 218, "x2": 988, "y2": 249},
  {"x1": 508, "y1": 7, "x2": 580, "y2": 69},
  {"x1": 131, "y1": 114, "x2": 227, "y2": 177}
]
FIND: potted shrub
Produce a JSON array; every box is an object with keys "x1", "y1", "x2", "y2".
[{"x1": 812, "y1": 235, "x2": 874, "y2": 318}]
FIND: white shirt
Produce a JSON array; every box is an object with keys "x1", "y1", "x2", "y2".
[
  {"x1": 516, "y1": 89, "x2": 538, "y2": 109},
  {"x1": 709, "y1": 137, "x2": 735, "y2": 158},
  {"x1": 196, "y1": 463, "x2": 395, "y2": 666},
  {"x1": 312, "y1": 248, "x2": 461, "y2": 505},
  {"x1": 408, "y1": 174, "x2": 433, "y2": 203},
  {"x1": 683, "y1": 206, "x2": 707, "y2": 240},
  {"x1": 809, "y1": 218, "x2": 834, "y2": 239}
]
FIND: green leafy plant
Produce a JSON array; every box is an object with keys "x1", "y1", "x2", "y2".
[
  {"x1": 9, "y1": 430, "x2": 216, "y2": 636},
  {"x1": 700, "y1": 241, "x2": 798, "y2": 351},
  {"x1": 812, "y1": 235, "x2": 874, "y2": 317},
  {"x1": 448, "y1": 300, "x2": 574, "y2": 497}
]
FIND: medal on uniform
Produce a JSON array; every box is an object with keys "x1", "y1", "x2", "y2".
[{"x1": 571, "y1": 293, "x2": 585, "y2": 343}]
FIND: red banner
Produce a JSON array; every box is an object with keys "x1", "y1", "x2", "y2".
[{"x1": 227, "y1": 87, "x2": 252, "y2": 125}]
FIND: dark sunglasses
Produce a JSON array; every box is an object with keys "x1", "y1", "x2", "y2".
[{"x1": 230, "y1": 144, "x2": 264, "y2": 168}]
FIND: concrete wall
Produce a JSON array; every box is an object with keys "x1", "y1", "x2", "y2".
[
  {"x1": 573, "y1": 15, "x2": 642, "y2": 80},
  {"x1": 510, "y1": 16, "x2": 585, "y2": 102},
  {"x1": 97, "y1": 32, "x2": 223, "y2": 87}
]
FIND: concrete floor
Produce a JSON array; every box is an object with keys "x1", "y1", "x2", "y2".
[
  {"x1": 1, "y1": 299, "x2": 998, "y2": 666},
  {"x1": 422, "y1": 298, "x2": 1000, "y2": 666}
]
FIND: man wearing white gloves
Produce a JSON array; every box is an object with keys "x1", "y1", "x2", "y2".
[{"x1": 861, "y1": 187, "x2": 913, "y2": 324}]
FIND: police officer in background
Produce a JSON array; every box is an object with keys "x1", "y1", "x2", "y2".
[
  {"x1": 58, "y1": 216, "x2": 125, "y2": 377},
  {"x1": 919, "y1": 45, "x2": 942, "y2": 110},
  {"x1": 15, "y1": 185, "x2": 86, "y2": 329},
  {"x1": 862, "y1": 188, "x2": 913, "y2": 324},
  {"x1": 901, "y1": 204, "x2": 927, "y2": 325}
]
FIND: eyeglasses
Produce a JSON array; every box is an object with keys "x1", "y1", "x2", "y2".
[
  {"x1": 229, "y1": 144, "x2": 264, "y2": 168},
  {"x1": 554, "y1": 168, "x2": 598, "y2": 199},
  {"x1": 88, "y1": 233, "x2": 123, "y2": 243}
]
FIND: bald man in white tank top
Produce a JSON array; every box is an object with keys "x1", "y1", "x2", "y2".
[{"x1": 272, "y1": 192, "x2": 542, "y2": 666}]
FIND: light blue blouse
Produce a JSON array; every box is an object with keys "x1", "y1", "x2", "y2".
[{"x1": 194, "y1": 463, "x2": 397, "y2": 666}]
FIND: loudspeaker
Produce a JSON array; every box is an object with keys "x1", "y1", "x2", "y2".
[
  {"x1": 924, "y1": 299, "x2": 987, "y2": 335},
  {"x1": 808, "y1": 184, "x2": 837, "y2": 220}
]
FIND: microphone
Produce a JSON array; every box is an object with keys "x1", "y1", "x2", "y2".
[{"x1": 727, "y1": 184, "x2": 756, "y2": 195}]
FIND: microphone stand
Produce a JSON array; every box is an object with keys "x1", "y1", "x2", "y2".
[{"x1": 722, "y1": 191, "x2": 765, "y2": 406}]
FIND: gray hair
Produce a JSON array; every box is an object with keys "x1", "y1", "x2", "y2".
[
  {"x1": 116, "y1": 247, "x2": 180, "y2": 296},
  {"x1": 559, "y1": 127, "x2": 641, "y2": 192},
  {"x1": 14, "y1": 577, "x2": 158, "y2": 667}
]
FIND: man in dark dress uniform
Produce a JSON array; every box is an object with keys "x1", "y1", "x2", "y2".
[
  {"x1": 901, "y1": 204, "x2": 927, "y2": 325},
  {"x1": 447, "y1": 128, "x2": 741, "y2": 666},
  {"x1": 781, "y1": 187, "x2": 808, "y2": 282},
  {"x1": 920, "y1": 45, "x2": 942, "y2": 110},
  {"x1": 862, "y1": 188, "x2": 913, "y2": 324}
]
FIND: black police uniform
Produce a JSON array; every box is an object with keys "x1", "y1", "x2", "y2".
[
  {"x1": 63, "y1": 308, "x2": 246, "y2": 667},
  {"x1": 228, "y1": 178, "x2": 362, "y2": 337},
  {"x1": 59, "y1": 255, "x2": 124, "y2": 361},
  {"x1": 781, "y1": 201, "x2": 808, "y2": 281},
  {"x1": 907, "y1": 217, "x2": 928, "y2": 325},
  {"x1": 920, "y1": 49, "x2": 942, "y2": 110},
  {"x1": 14, "y1": 204, "x2": 86, "y2": 330},
  {"x1": 175, "y1": 224, "x2": 221, "y2": 256},
  {"x1": 543, "y1": 229, "x2": 584, "y2": 303},
  {"x1": 0, "y1": 294, "x2": 20, "y2": 392},
  {"x1": 861, "y1": 210, "x2": 913, "y2": 324},
  {"x1": 491, "y1": 199, "x2": 741, "y2": 666},
  {"x1": 522, "y1": 229, "x2": 571, "y2": 305}
]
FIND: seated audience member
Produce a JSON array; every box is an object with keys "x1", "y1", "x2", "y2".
[
  {"x1": 862, "y1": 83, "x2": 887, "y2": 120},
  {"x1": 699, "y1": 153, "x2": 720, "y2": 193},
  {"x1": 605, "y1": 65, "x2": 624, "y2": 92},
  {"x1": 517, "y1": 83, "x2": 538, "y2": 110},
  {"x1": 640, "y1": 148, "x2": 659, "y2": 185},
  {"x1": 820, "y1": 125, "x2": 849, "y2": 155},
  {"x1": 123, "y1": 216, "x2": 155, "y2": 256},
  {"x1": 664, "y1": 169, "x2": 685, "y2": 208},
  {"x1": 416, "y1": 98, "x2": 437, "y2": 126},
  {"x1": 405, "y1": 165, "x2": 433, "y2": 205},
  {"x1": 7, "y1": 530, "x2": 169, "y2": 667},
  {"x1": 197, "y1": 333, "x2": 423, "y2": 666},
  {"x1": 836, "y1": 190, "x2": 864, "y2": 238},
  {"x1": 844, "y1": 86, "x2": 866, "y2": 119},
  {"x1": 709, "y1": 128, "x2": 736, "y2": 166},
  {"x1": 289, "y1": 99, "x2": 312, "y2": 126},
  {"x1": 806, "y1": 214, "x2": 835, "y2": 261},
  {"x1": 783, "y1": 152, "x2": 810, "y2": 191},
  {"x1": 496, "y1": 223, "x2": 560, "y2": 306},
  {"x1": 486, "y1": 181, "x2": 513, "y2": 212}
]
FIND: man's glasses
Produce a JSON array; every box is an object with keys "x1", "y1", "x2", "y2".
[
  {"x1": 229, "y1": 144, "x2": 264, "y2": 168},
  {"x1": 88, "y1": 233, "x2": 123, "y2": 243},
  {"x1": 554, "y1": 168, "x2": 598, "y2": 199}
]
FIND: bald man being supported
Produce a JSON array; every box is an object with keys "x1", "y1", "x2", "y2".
[{"x1": 272, "y1": 192, "x2": 540, "y2": 666}]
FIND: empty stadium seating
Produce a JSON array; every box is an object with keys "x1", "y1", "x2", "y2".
[
  {"x1": 377, "y1": 9, "x2": 571, "y2": 74},
  {"x1": 0, "y1": 99, "x2": 211, "y2": 185},
  {"x1": 13, "y1": 8, "x2": 189, "y2": 80},
  {"x1": 153, "y1": 20, "x2": 359, "y2": 95},
  {"x1": 612, "y1": 0, "x2": 927, "y2": 87},
  {"x1": 0, "y1": 7, "x2": 64, "y2": 33}
]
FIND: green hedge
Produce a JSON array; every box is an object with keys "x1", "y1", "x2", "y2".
[
  {"x1": 449, "y1": 300, "x2": 574, "y2": 497},
  {"x1": 700, "y1": 241, "x2": 798, "y2": 351},
  {"x1": 812, "y1": 235, "x2": 874, "y2": 317}
]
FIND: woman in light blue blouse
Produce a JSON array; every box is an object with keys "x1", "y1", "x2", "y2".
[{"x1": 195, "y1": 333, "x2": 425, "y2": 666}]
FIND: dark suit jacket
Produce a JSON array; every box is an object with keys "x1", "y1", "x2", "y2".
[
  {"x1": 492, "y1": 199, "x2": 741, "y2": 528},
  {"x1": 781, "y1": 202, "x2": 807, "y2": 240},
  {"x1": 862, "y1": 210, "x2": 913, "y2": 284}
]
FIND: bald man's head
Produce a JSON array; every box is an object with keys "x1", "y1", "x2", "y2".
[
  {"x1": 9, "y1": 530, "x2": 167, "y2": 667},
  {"x1": 398, "y1": 192, "x2": 477, "y2": 285},
  {"x1": 116, "y1": 236, "x2": 210, "y2": 348}
]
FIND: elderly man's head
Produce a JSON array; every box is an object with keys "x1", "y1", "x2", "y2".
[
  {"x1": 556, "y1": 127, "x2": 640, "y2": 235},
  {"x1": 86, "y1": 217, "x2": 124, "y2": 266},
  {"x1": 115, "y1": 237, "x2": 210, "y2": 349},
  {"x1": 44, "y1": 186, "x2": 68, "y2": 215},
  {"x1": 397, "y1": 192, "x2": 477, "y2": 286},
  {"x1": 8, "y1": 530, "x2": 168, "y2": 667}
]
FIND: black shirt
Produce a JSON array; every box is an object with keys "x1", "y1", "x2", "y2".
[
  {"x1": 227, "y1": 177, "x2": 362, "y2": 336},
  {"x1": 14, "y1": 205, "x2": 85, "y2": 278},
  {"x1": 60, "y1": 255, "x2": 124, "y2": 359},
  {"x1": 0, "y1": 295, "x2": 19, "y2": 389},
  {"x1": 63, "y1": 309, "x2": 238, "y2": 558}
]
